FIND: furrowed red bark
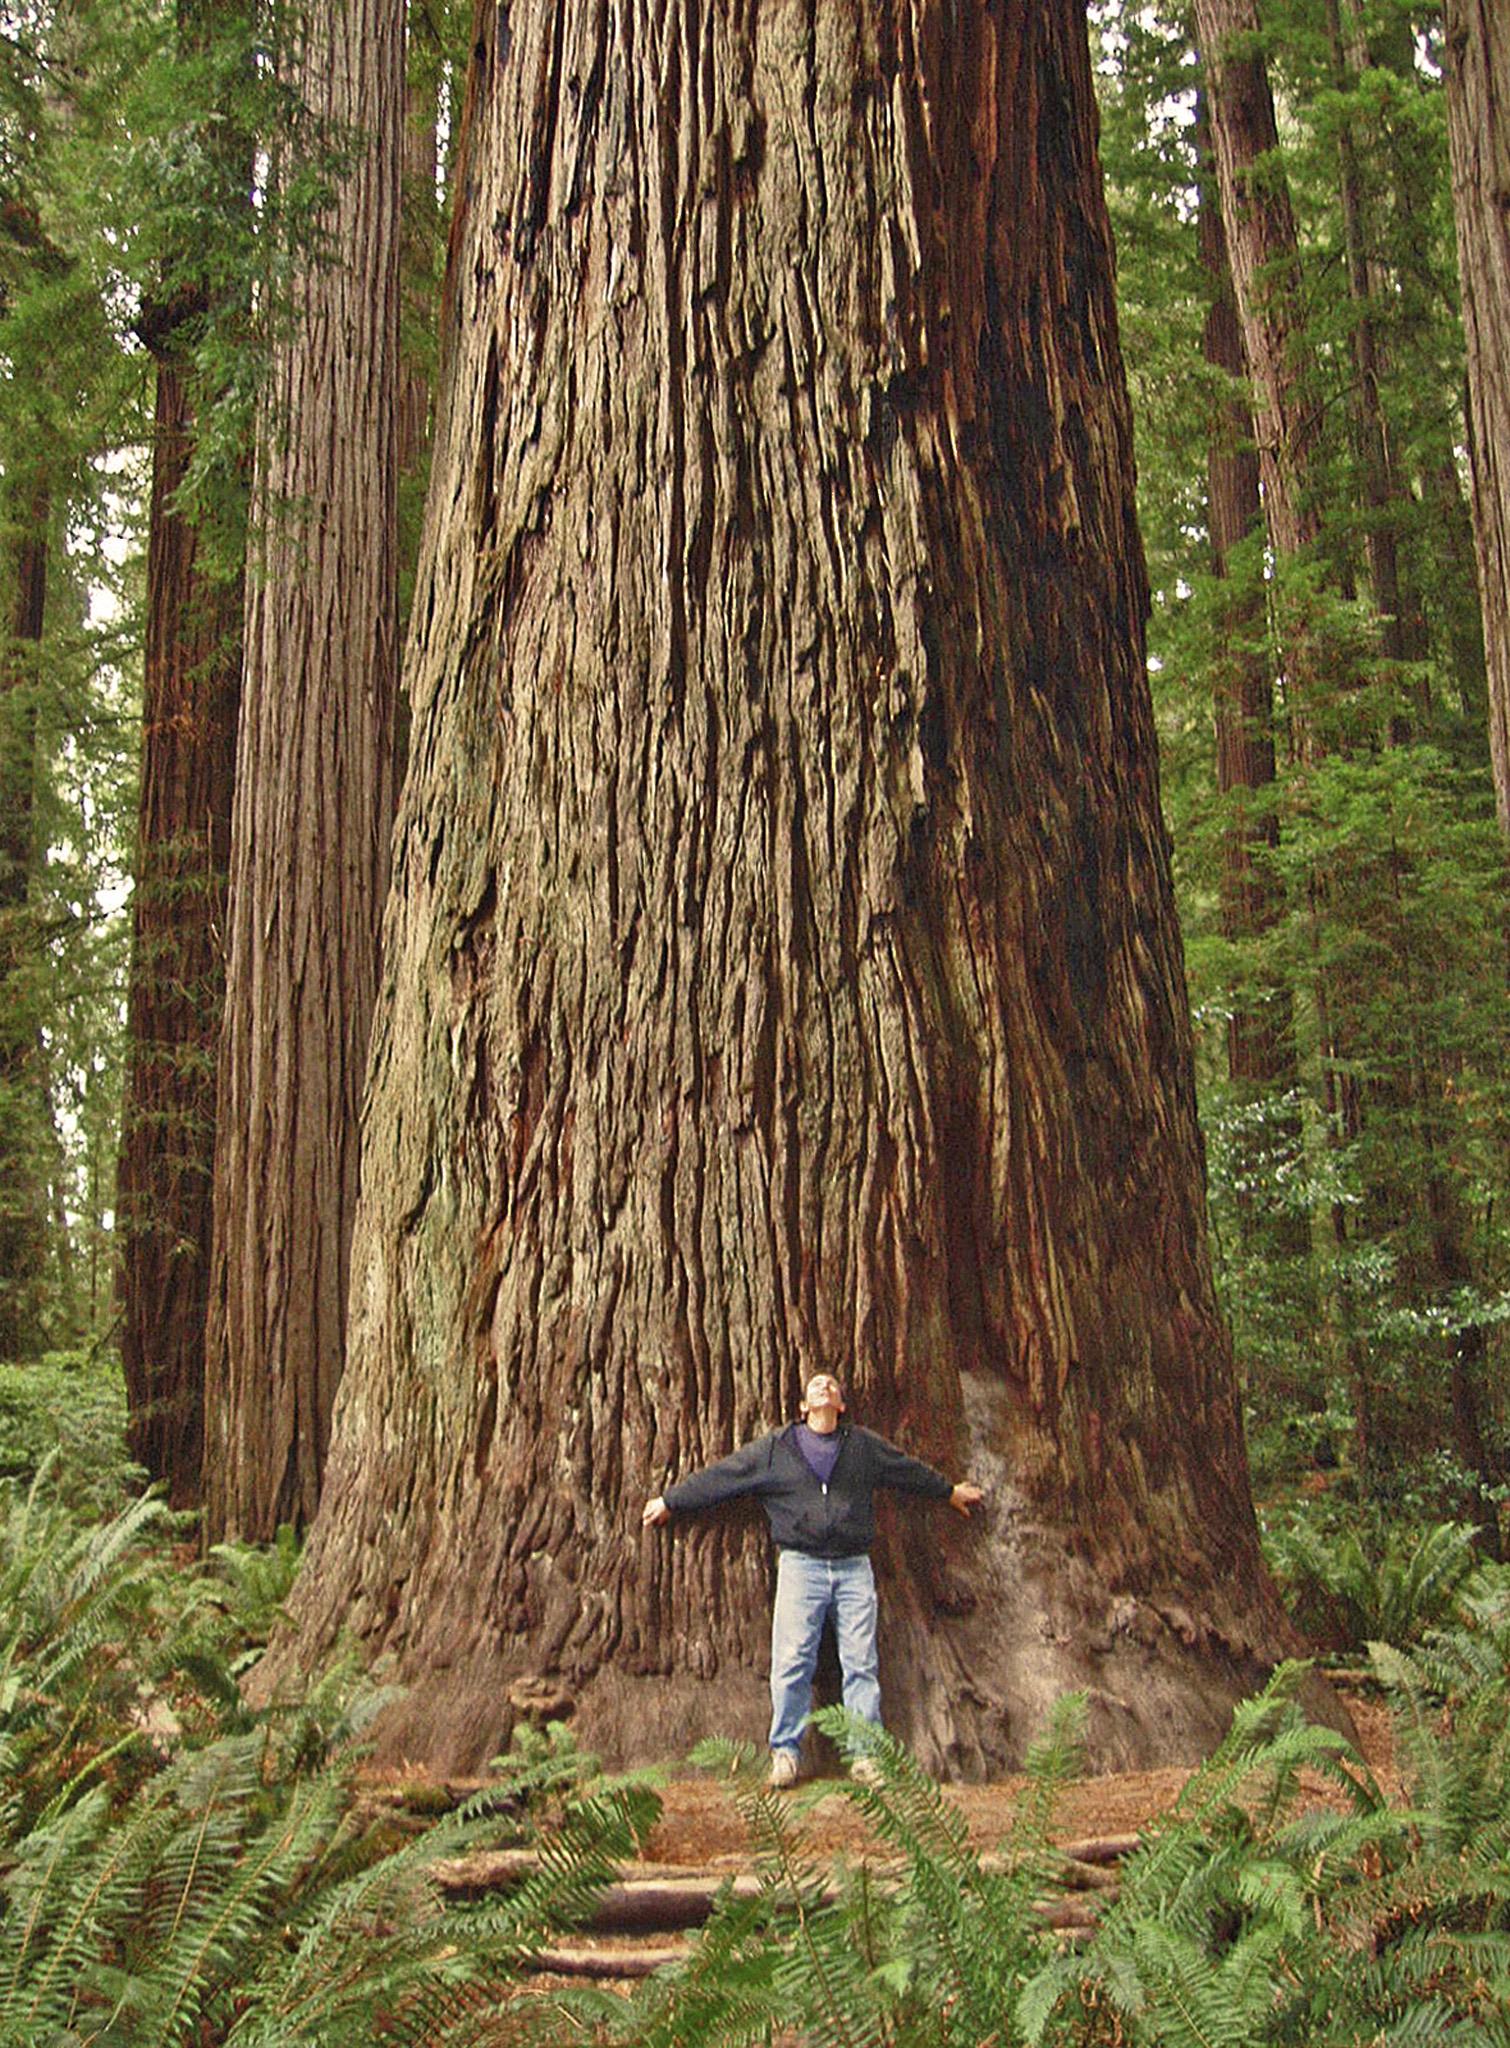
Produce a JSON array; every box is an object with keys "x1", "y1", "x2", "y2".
[
  {"x1": 205, "y1": 0, "x2": 403, "y2": 1538},
  {"x1": 116, "y1": 338, "x2": 242, "y2": 1506},
  {"x1": 264, "y1": 0, "x2": 1306, "y2": 1776},
  {"x1": 1443, "y1": 0, "x2": 1510, "y2": 834}
]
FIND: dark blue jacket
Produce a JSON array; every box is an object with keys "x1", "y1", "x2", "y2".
[{"x1": 663, "y1": 1421, "x2": 952, "y2": 1558}]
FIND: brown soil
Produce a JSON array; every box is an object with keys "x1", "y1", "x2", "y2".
[{"x1": 635, "y1": 1689, "x2": 1398, "y2": 1868}]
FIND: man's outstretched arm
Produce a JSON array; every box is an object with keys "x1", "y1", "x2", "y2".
[
  {"x1": 641, "y1": 1434, "x2": 774, "y2": 1527},
  {"x1": 866, "y1": 1435, "x2": 983, "y2": 1516}
]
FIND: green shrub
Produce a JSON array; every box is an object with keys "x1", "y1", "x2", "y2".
[
  {"x1": 0, "y1": 1352, "x2": 135, "y2": 1514},
  {"x1": 595, "y1": 1668, "x2": 1510, "y2": 2047},
  {"x1": 1262, "y1": 1510, "x2": 1484, "y2": 1651},
  {"x1": 0, "y1": 1473, "x2": 663, "y2": 2046},
  {"x1": 0, "y1": 1724, "x2": 659, "y2": 2047},
  {"x1": 202, "y1": 1522, "x2": 304, "y2": 1659}
]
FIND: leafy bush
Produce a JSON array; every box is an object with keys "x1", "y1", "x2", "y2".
[
  {"x1": 0, "y1": 1472, "x2": 663, "y2": 2046},
  {"x1": 0, "y1": 1722, "x2": 659, "y2": 2047},
  {"x1": 1262, "y1": 1509, "x2": 1485, "y2": 1650},
  {"x1": 202, "y1": 1523, "x2": 304, "y2": 1657},
  {"x1": 0, "y1": 1471, "x2": 191, "y2": 1824},
  {"x1": 0, "y1": 1352, "x2": 135, "y2": 1513}
]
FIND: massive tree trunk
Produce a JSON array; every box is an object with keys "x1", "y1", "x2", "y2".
[
  {"x1": 1443, "y1": 0, "x2": 1510, "y2": 835},
  {"x1": 205, "y1": 0, "x2": 404, "y2": 1539},
  {"x1": 264, "y1": 0, "x2": 1305, "y2": 1778},
  {"x1": 116, "y1": 328, "x2": 242, "y2": 1506}
]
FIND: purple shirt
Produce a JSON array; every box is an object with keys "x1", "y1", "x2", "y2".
[{"x1": 795, "y1": 1422, "x2": 842, "y2": 1486}]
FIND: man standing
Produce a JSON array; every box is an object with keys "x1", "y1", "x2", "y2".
[{"x1": 642, "y1": 1373, "x2": 983, "y2": 1786}]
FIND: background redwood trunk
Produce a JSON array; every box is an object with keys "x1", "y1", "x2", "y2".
[
  {"x1": 265, "y1": 0, "x2": 1304, "y2": 1777},
  {"x1": 116, "y1": 340, "x2": 242, "y2": 1506},
  {"x1": 1197, "y1": 139, "x2": 1291, "y2": 1098},
  {"x1": 0, "y1": 474, "x2": 50, "y2": 1359},
  {"x1": 1443, "y1": 0, "x2": 1510, "y2": 835},
  {"x1": 205, "y1": 0, "x2": 404, "y2": 1538}
]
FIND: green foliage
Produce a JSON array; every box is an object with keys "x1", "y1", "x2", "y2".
[
  {"x1": 0, "y1": 1720, "x2": 658, "y2": 2048},
  {"x1": 1263, "y1": 1510, "x2": 1487, "y2": 1651},
  {"x1": 0, "y1": 1352, "x2": 132, "y2": 1512},
  {"x1": 599, "y1": 1668, "x2": 1510, "y2": 2047},
  {"x1": 14, "y1": 1488, "x2": 1510, "y2": 2045},
  {"x1": 0, "y1": 1470, "x2": 197, "y2": 1827},
  {"x1": 0, "y1": 1465, "x2": 665, "y2": 2045},
  {"x1": 595, "y1": 1705, "x2": 1068, "y2": 2048},
  {"x1": 202, "y1": 1524, "x2": 304, "y2": 1654},
  {"x1": 1368, "y1": 1578, "x2": 1510, "y2": 1855},
  {"x1": 1093, "y1": 0, "x2": 1510, "y2": 1527}
]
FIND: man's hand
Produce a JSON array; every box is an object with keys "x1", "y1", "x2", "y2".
[
  {"x1": 642, "y1": 1495, "x2": 671, "y2": 1527},
  {"x1": 949, "y1": 1482, "x2": 984, "y2": 1517}
]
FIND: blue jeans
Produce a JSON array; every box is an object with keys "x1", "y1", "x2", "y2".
[{"x1": 768, "y1": 1549, "x2": 882, "y2": 1757}]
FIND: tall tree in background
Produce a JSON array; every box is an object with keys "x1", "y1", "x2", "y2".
[
  {"x1": 1192, "y1": 0, "x2": 1325, "y2": 580},
  {"x1": 0, "y1": 0, "x2": 102, "y2": 1358},
  {"x1": 265, "y1": 0, "x2": 1305, "y2": 1778},
  {"x1": 1111, "y1": 0, "x2": 1506, "y2": 1513},
  {"x1": 1, "y1": 18, "x2": 64, "y2": 1357},
  {"x1": 1444, "y1": 0, "x2": 1510, "y2": 835},
  {"x1": 1191, "y1": 0, "x2": 1390, "y2": 1456},
  {"x1": 1195, "y1": 107, "x2": 1309, "y2": 1278},
  {"x1": 0, "y1": 453, "x2": 50, "y2": 1360},
  {"x1": 115, "y1": 0, "x2": 249, "y2": 1507},
  {"x1": 1322, "y1": 0, "x2": 1428, "y2": 707},
  {"x1": 205, "y1": 0, "x2": 404, "y2": 1539}
]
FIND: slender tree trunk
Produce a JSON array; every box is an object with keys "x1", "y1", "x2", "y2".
[
  {"x1": 1197, "y1": 125, "x2": 1310, "y2": 1284},
  {"x1": 0, "y1": 474, "x2": 50, "y2": 1359},
  {"x1": 205, "y1": 0, "x2": 404, "y2": 1539},
  {"x1": 116, "y1": 331, "x2": 242, "y2": 1506},
  {"x1": 398, "y1": 28, "x2": 440, "y2": 484},
  {"x1": 1193, "y1": 0, "x2": 1321, "y2": 571},
  {"x1": 1443, "y1": 0, "x2": 1510, "y2": 834},
  {"x1": 118, "y1": 0, "x2": 250, "y2": 1504},
  {"x1": 1198, "y1": 134, "x2": 1288, "y2": 1088},
  {"x1": 1323, "y1": 0, "x2": 1429, "y2": 717},
  {"x1": 261, "y1": 0, "x2": 1309, "y2": 1778}
]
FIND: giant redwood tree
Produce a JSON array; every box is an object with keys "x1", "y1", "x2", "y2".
[
  {"x1": 266, "y1": 0, "x2": 1307, "y2": 1776},
  {"x1": 116, "y1": 0, "x2": 248, "y2": 1506},
  {"x1": 205, "y1": 0, "x2": 404, "y2": 1538},
  {"x1": 1444, "y1": 0, "x2": 1510, "y2": 836},
  {"x1": 116, "y1": 307, "x2": 242, "y2": 1507}
]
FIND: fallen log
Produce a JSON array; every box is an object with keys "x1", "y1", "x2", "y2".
[
  {"x1": 1054, "y1": 1835, "x2": 1140, "y2": 1866},
  {"x1": 525, "y1": 1943, "x2": 687, "y2": 1980},
  {"x1": 433, "y1": 1854, "x2": 1122, "y2": 1938},
  {"x1": 1032, "y1": 1896, "x2": 1106, "y2": 1932}
]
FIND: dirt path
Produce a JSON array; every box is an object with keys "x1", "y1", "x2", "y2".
[
  {"x1": 636, "y1": 1689, "x2": 1395, "y2": 1867},
  {"x1": 414, "y1": 1689, "x2": 1397, "y2": 1984}
]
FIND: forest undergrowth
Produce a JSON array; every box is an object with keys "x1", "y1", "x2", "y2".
[{"x1": 5, "y1": 1367, "x2": 1510, "y2": 2047}]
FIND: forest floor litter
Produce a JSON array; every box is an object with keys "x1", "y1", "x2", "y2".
[{"x1": 383, "y1": 1685, "x2": 1398, "y2": 1985}]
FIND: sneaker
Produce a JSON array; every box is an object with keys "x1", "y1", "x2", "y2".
[
  {"x1": 767, "y1": 1750, "x2": 801, "y2": 1789},
  {"x1": 849, "y1": 1756, "x2": 885, "y2": 1788}
]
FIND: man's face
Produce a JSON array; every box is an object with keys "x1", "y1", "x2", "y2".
[{"x1": 801, "y1": 1374, "x2": 846, "y2": 1433}]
